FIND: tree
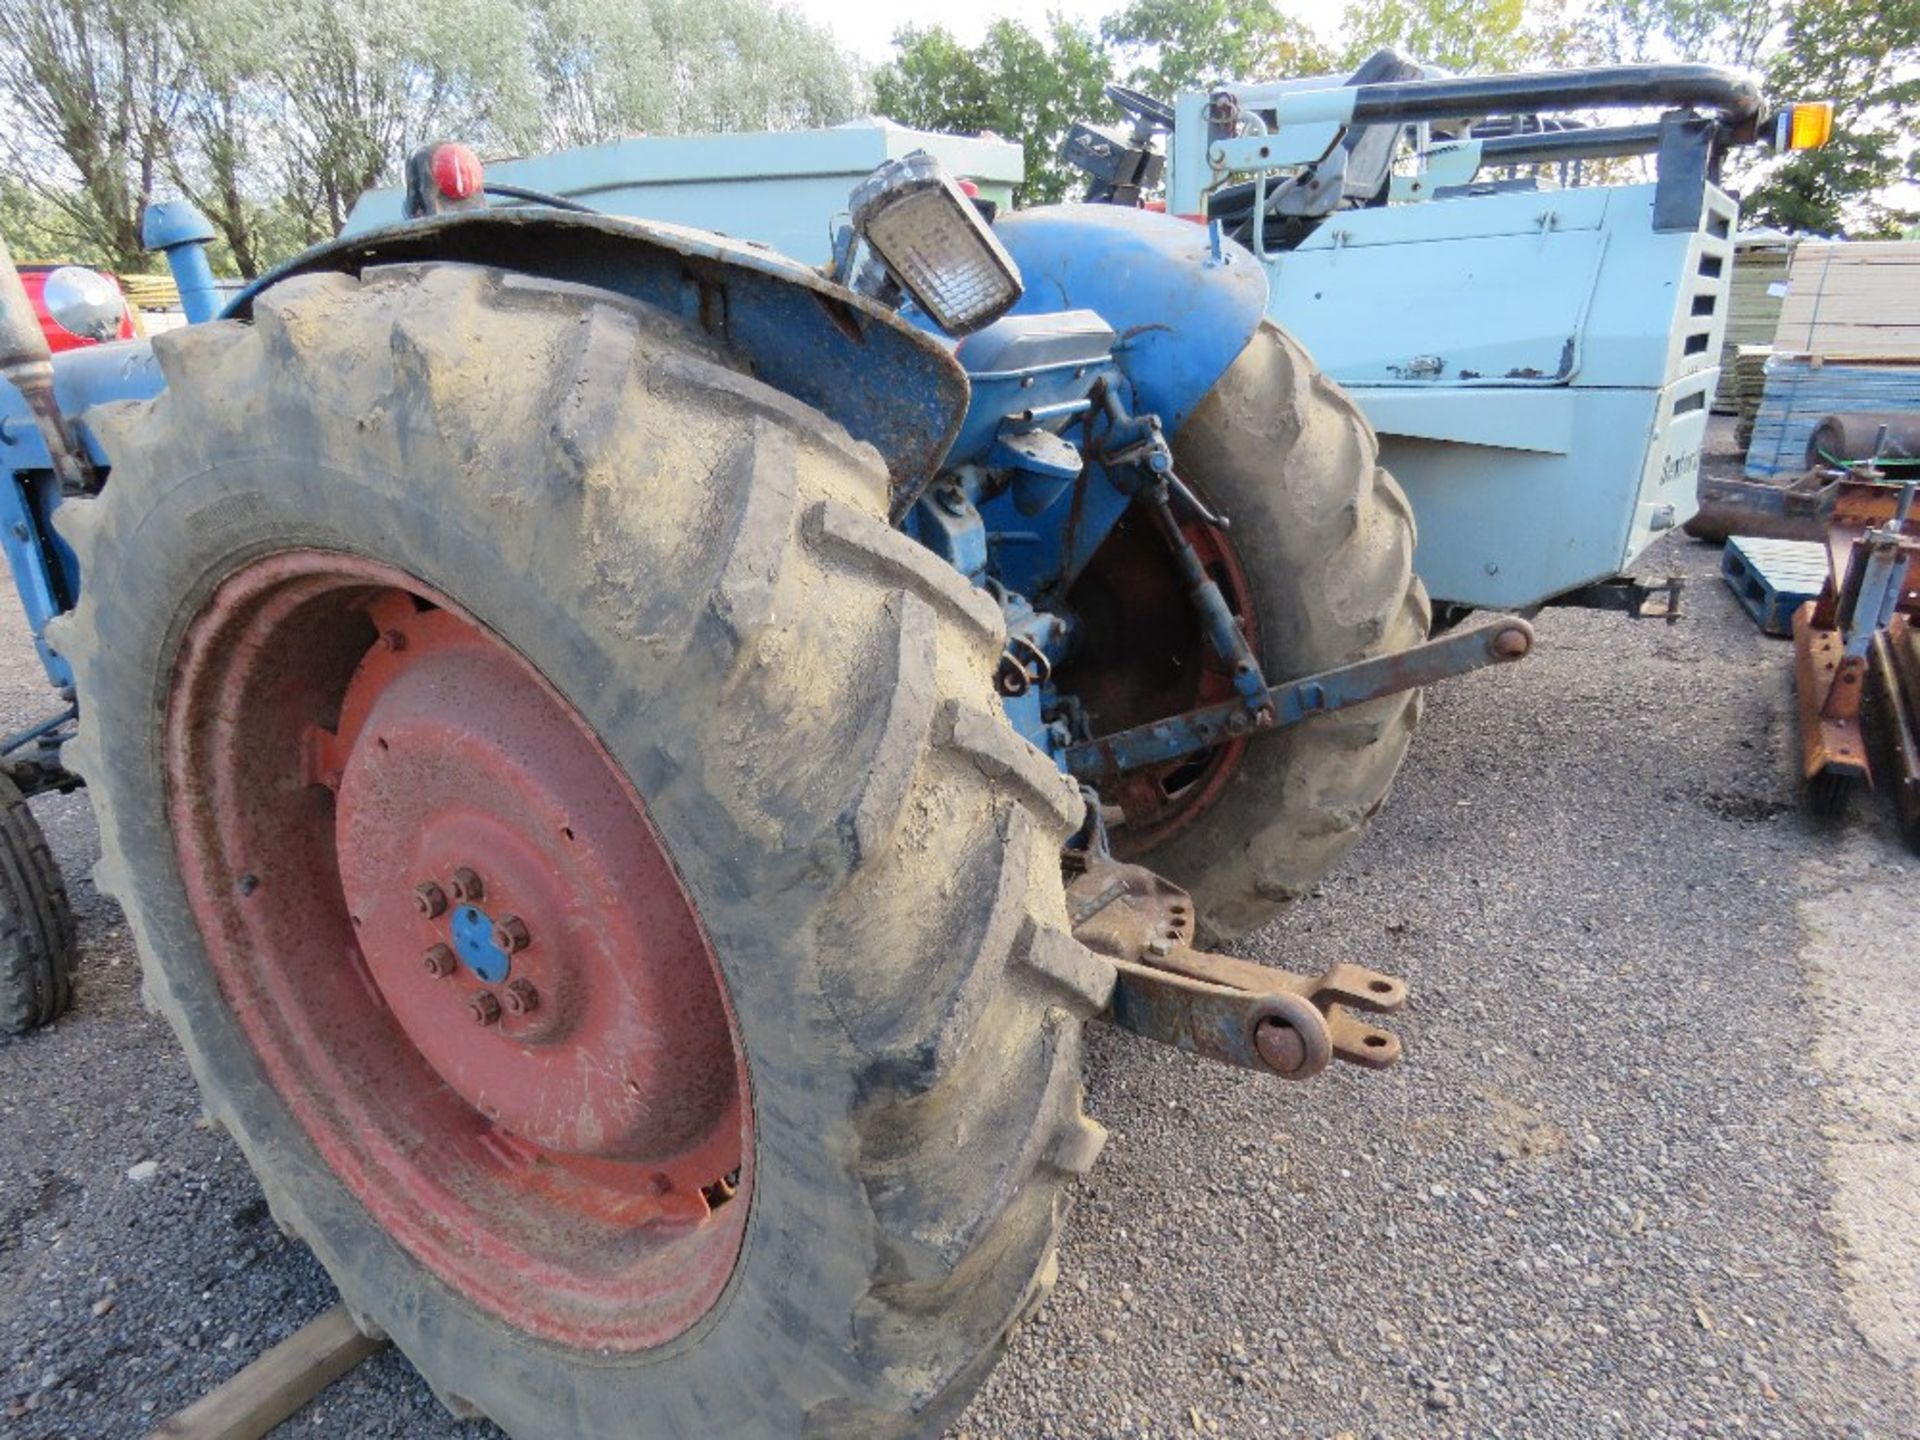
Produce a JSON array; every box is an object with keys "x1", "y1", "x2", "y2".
[
  {"x1": 0, "y1": 175, "x2": 115, "y2": 262},
  {"x1": 875, "y1": 17, "x2": 1112, "y2": 205},
  {"x1": 521, "y1": 0, "x2": 671, "y2": 150},
  {"x1": 1580, "y1": 0, "x2": 1920, "y2": 236},
  {"x1": 0, "y1": 0, "x2": 185, "y2": 270},
  {"x1": 158, "y1": 0, "x2": 286, "y2": 278},
  {"x1": 254, "y1": 0, "x2": 533, "y2": 245},
  {"x1": 1576, "y1": 0, "x2": 1785, "y2": 69},
  {"x1": 1337, "y1": 0, "x2": 1572, "y2": 73},
  {"x1": 641, "y1": 0, "x2": 865, "y2": 135},
  {"x1": 518, "y1": 0, "x2": 863, "y2": 151},
  {"x1": 1741, "y1": 0, "x2": 1920, "y2": 235},
  {"x1": 1102, "y1": 0, "x2": 1332, "y2": 96}
]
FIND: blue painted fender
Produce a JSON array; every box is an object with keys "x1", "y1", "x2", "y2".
[{"x1": 994, "y1": 205, "x2": 1270, "y2": 440}]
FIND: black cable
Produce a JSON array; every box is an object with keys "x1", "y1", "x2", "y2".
[{"x1": 482, "y1": 182, "x2": 597, "y2": 215}]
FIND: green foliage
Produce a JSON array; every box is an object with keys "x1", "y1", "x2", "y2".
[
  {"x1": 1576, "y1": 0, "x2": 1786, "y2": 68},
  {"x1": 1741, "y1": 0, "x2": 1920, "y2": 236},
  {"x1": 0, "y1": 177, "x2": 118, "y2": 265},
  {"x1": 1579, "y1": 0, "x2": 1919, "y2": 237},
  {"x1": 0, "y1": 0, "x2": 865, "y2": 275},
  {"x1": 1102, "y1": 0, "x2": 1332, "y2": 94},
  {"x1": 0, "y1": 0, "x2": 184, "y2": 270},
  {"x1": 1336, "y1": 0, "x2": 1557, "y2": 73},
  {"x1": 874, "y1": 17, "x2": 1112, "y2": 205}
]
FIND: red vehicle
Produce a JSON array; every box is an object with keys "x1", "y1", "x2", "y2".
[{"x1": 20, "y1": 264, "x2": 136, "y2": 351}]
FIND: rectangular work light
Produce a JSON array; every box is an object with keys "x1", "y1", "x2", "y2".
[{"x1": 849, "y1": 151, "x2": 1023, "y2": 337}]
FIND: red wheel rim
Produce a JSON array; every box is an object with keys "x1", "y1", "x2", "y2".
[
  {"x1": 1062, "y1": 506, "x2": 1260, "y2": 852},
  {"x1": 165, "y1": 553, "x2": 751, "y2": 1350}
]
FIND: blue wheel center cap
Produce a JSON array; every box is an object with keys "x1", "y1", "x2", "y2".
[{"x1": 450, "y1": 904, "x2": 511, "y2": 983}]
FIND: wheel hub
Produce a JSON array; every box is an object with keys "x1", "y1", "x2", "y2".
[
  {"x1": 1063, "y1": 504, "x2": 1262, "y2": 850},
  {"x1": 327, "y1": 597, "x2": 739, "y2": 1165},
  {"x1": 165, "y1": 554, "x2": 751, "y2": 1350}
]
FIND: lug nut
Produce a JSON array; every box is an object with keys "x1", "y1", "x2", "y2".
[
  {"x1": 422, "y1": 944, "x2": 456, "y2": 979},
  {"x1": 502, "y1": 978, "x2": 540, "y2": 1016},
  {"x1": 447, "y1": 867, "x2": 483, "y2": 902},
  {"x1": 492, "y1": 914, "x2": 530, "y2": 953},
  {"x1": 414, "y1": 881, "x2": 447, "y2": 918},
  {"x1": 469, "y1": 991, "x2": 501, "y2": 1026}
]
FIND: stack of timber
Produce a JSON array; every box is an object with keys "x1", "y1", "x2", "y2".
[
  {"x1": 1745, "y1": 241, "x2": 1920, "y2": 478},
  {"x1": 1714, "y1": 236, "x2": 1792, "y2": 414},
  {"x1": 1773, "y1": 241, "x2": 1920, "y2": 358},
  {"x1": 118, "y1": 272, "x2": 182, "y2": 312},
  {"x1": 1732, "y1": 346, "x2": 1772, "y2": 452}
]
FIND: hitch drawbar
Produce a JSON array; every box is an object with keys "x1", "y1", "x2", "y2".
[
  {"x1": 1061, "y1": 616, "x2": 1535, "y2": 782},
  {"x1": 1069, "y1": 859, "x2": 1406, "y2": 1081}
]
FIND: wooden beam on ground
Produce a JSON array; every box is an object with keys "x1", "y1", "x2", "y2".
[{"x1": 144, "y1": 1304, "x2": 384, "y2": 1440}]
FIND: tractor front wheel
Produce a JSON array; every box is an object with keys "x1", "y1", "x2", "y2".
[
  {"x1": 54, "y1": 264, "x2": 1113, "y2": 1437},
  {"x1": 0, "y1": 770, "x2": 76, "y2": 1033}
]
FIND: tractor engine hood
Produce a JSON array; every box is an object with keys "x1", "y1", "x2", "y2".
[{"x1": 0, "y1": 339, "x2": 162, "y2": 474}]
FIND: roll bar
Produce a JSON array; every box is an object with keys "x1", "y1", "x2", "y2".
[{"x1": 1342, "y1": 63, "x2": 1763, "y2": 132}]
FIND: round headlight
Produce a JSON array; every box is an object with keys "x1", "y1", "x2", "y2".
[{"x1": 42, "y1": 266, "x2": 124, "y2": 342}]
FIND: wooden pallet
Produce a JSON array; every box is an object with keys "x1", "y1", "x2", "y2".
[{"x1": 1722, "y1": 536, "x2": 1829, "y2": 636}]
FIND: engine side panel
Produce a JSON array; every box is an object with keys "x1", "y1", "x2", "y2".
[{"x1": 1267, "y1": 181, "x2": 1736, "y2": 608}]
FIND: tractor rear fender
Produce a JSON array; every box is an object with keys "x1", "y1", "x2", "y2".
[
  {"x1": 221, "y1": 208, "x2": 971, "y2": 502},
  {"x1": 992, "y1": 204, "x2": 1270, "y2": 442}
]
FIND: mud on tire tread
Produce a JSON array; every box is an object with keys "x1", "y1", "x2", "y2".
[
  {"x1": 1141, "y1": 320, "x2": 1430, "y2": 943},
  {"x1": 51, "y1": 263, "x2": 1111, "y2": 1438},
  {"x1": 0, "y1": 772, "x2": 76, "y2": 1034}
]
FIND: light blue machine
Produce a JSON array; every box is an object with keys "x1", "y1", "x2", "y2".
[
  {"x1": 1133, "y1": 63, "x2": 1776, "y2": 614},
  {"x1": 1260, "y1": 177, "x2": 1732, "y2": 611},
  {"x1": 345, "y1": 124, "x2": 1023, "y2": 263}
]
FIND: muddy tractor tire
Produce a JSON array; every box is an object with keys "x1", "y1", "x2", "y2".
[
  {"x1": 1078, "y1": 320, "x2": 1429, "y2": 943},
  {"x1": 51, "y1": 265, "x2": 1115, "y2": 1437},
  {"x1": 0, "y1": 770, "x2": 77, "y2": 1033}
]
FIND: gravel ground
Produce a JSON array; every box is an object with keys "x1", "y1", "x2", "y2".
[{"x1": 3, "y1": 439, "x2": 1917, "y2": 1437}]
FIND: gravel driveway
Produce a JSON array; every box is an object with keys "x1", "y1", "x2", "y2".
[{"x1": 3, "y1": 513, "x2": 1916, "y2": 1437}]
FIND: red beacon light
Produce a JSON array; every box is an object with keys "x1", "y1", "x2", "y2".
[
  {"x1": 403, "y1": 142, "x2": 487, "y2": 219},
  {"x1": 431, "y1": 143, "x2": 484, "y2": 202}
]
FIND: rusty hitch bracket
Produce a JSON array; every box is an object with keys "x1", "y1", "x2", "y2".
[
  {"x1": 1060, "y1": 615, "x2": 1533, "y2": 782},
  {"x1": 1068, "y1": 860, "x2": 1407, "y2": 1082}
]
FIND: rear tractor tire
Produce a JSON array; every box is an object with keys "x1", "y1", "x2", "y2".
[
  {"x1": 0, "y1": 770, "x2": 77, "y2": 1034},
  {"x1": 53, "y1": 264, "x2": 1115, "y2": 1437}
]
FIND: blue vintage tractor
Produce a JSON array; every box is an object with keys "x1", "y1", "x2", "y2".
[{"x1": 0, "y1": 63, "x2": 1796, "y2": 1436}]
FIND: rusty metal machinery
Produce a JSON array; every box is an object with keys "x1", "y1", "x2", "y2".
[
  {"x1": 1069, "y1": 855, "x2": 1407, "y2": 1080},
  {"x1": 1793, "y1": 477, "x2": 1920, "y2": 839}
]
